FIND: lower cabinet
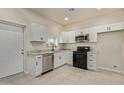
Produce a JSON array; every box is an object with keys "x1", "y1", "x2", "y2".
[
  {"x1": 65, "y1": 51, "x2": 73, "y2": 65},
  {"x1": 35, "y1": 55, "x2": 42, "y2": 76},
  {"x1": 28, "y1": 55, "x2": 42, "y2": 77},
  {"x1": 54, "y1": 52, "x2": 66, "y2": 68},
  {"x1": 87, "y1": 53, "x2": 96, "y2": 70},
  {"x1": 54, "y1": 51, "x2": 73, "y2": 68}
]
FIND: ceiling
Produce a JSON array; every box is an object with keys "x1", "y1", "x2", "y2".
[{"x1": 29, "y1": 8, "x2": 121, "y2": 26}]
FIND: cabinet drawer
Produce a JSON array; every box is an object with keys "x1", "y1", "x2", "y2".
[
  {"x1": 87, "y1": 61, "x2": 96, "y2": 70},
  {"x1": 88, "y1": 60, "x2": 96, "y2": 64},
  {"x1": 88, "y1": 59, "x2": 96, "y2": 62},
  {"x1": 88, "y1": 54, "x2": 96, "y2": 57},
  {"x1": 88, "y1": 54, "x2": 96, "y2": 61},
  {"x1": 88, "y1": 64, "x2": 96, "y2": 69}
]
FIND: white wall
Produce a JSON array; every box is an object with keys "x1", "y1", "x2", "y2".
[
  {"x1": 0, "y1": 8, "x2": 64, "y2": 73},
  {"x1": 64, "y1": 9, "x2": 124, "y2": 73}
]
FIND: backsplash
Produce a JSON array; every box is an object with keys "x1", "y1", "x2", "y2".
[
  {"x1": 30, "y1": 42, "x2": 65, "y2": 51},
  {"x1": 64, "y1": 42, "x2": 97, "y2": 52}
]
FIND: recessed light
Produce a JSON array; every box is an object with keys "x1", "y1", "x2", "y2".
[
  {"x1": 64, "y1": 17, "x2": 68, "y2": 21},
  {"x1": 96, "y1": 8, "x2": 101, "y2": 10}
]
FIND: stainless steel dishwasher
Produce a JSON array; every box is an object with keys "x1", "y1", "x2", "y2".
[{"x1": 42, "y1": 53, "x2": 53, "y2": 73}]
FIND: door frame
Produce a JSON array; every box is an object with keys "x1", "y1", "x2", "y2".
[{"x1": 0, "y1": 19, "x2": 26, "y2": 73}]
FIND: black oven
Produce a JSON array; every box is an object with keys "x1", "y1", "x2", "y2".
[{"x1": 73, "y1": 46, "x2": 90, "y2": 70}]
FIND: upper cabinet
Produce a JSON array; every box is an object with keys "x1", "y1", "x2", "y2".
[
  {"x1": 68, "y1": 31, "x2": 76, "y2": 43},
  {"x1": 59, "y1": 22, "x2": 124, "y2": 44},
  {"x1": 30, "y1": 23, "x2": 49, "y2": 42},
  {"x1": 59, "y1": 31, "x2": 76, "y2": 43},
  {"x1": 89, "y1": 28, "x2": 97, "y2": 42},
  {"x1": 59, "y1": 32, "x2": 68, "y2": 43},
  {"x1": 97, "y1": 22, "x2": 124, "y2": 33}
]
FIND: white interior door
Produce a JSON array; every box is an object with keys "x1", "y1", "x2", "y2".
[{"x1": 0, "y1": 23, "x2": 24, "y2": 78}]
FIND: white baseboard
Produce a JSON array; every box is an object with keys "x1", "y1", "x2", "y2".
[{"x1": 97, "y1": 66, "x2": 124, "y2": 75}]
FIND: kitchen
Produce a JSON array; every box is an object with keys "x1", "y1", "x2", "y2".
[{"x1": 0, "y1": 8, "x2": 124, "y2": 85}]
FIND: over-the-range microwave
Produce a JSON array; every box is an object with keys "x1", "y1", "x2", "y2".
[{"x1": 75, "y1": 34, "x2": 89, "y2": 42}]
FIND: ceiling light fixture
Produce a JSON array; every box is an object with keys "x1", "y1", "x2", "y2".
[
  {"x1": 96, "y1": 8, "x2": 101, "y2": 10},
  {"x1": 64, "y1": 17, "x2": 68, "y2": 21}
]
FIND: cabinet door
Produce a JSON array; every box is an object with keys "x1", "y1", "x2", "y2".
[
  {"x1": 97, "y1": 25, "x2": 108, "y2": 33},
  {"x1": 54, "y1": 53, "x2": 62, "y2": 68},
  {"x1": 31, "y1": 23, "x2": 48, "y2": 42},
  {"x1": 97, "y1": 22, "x2": 124, "y2": 33},
  {"x1": 75, "y1": 30, "x2": 84, "y2": 36},
  {"x1": 87, "y1": 60, "x2": 96, "y2": 70},
  {"x1": 89, "y1": 31, "x2": 97, "y2": 42},
  {"x1": 35, "y1": 56, "x2": 42, "y2": 76},
  {"x1": 59, "y1": 32, "x2": 63, "y2": 43},
  {"x1": 31, "y1": 23, "x2": 41, "y2": 41},
  {"x1": 59, "y1": 32, "x2": 68, "y2": 43},
  {"x1": 61, "y1": 53, "x2": 66, "y2": 65},
  {"x1": 110, "y1": 22, "x2": 124, "y2": 32},
  {"x1": 59, "y1": 32, "x2": 64, "y2": 43},
  {"x1": 63, "y1": 32, "x2": 68, "y2": 43},
  {"x1": 87, "y1": 53, "x2": 96, "y2": 70},
  {"x1": 39, "y1": 25, "x2": 48, "y2": 41},
  {"x1": 43, "y1": 30, "x2": 48, "y2": 41},
  {"x1": 66, "y1": 52, "x2": 73, "y2": 65},
  {"x1": 68, "y1": 31, "x2": 76, "y2": 43}
]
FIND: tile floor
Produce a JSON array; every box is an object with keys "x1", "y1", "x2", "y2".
[{"x1": 0, "y1": 65, "x2": 124, "y2": 85}]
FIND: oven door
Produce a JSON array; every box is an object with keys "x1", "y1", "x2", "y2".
[{"x1": 73, "y1": 52, "x2": 87, "y2": 70}]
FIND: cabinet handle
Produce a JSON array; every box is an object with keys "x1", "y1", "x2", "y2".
[
  {"x1": 107, "y1": 27, "x2": 111, "y2": 31},
  {"x1": 106, "y1": 27, "x2": 108, "y2": 30},
  {"x1": 36, "y1": 62, "x2": 38, "y2": 66},
  {"x1": 89, "y1": 60, "x2": 93, "y2": 61},
  {"x1": 59, "y1": 56, "x2": 61, "y2": 59},
  {"x1": 89, "y1": 55, "x2": 93, "y2": 56},
  {"x1": 90, "y1": 65, "x2": 93, "y2": 67},
  {"x1": 109, "y1": 27, "x2": 111, "y2": 30},
  {"x1": 41, "y1": 37, "x2": 43, "y2": 40}
]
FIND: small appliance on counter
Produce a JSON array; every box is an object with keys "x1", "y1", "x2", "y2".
[{"x1": 73, "y1": 46, "x2": 90, "y2": 70}]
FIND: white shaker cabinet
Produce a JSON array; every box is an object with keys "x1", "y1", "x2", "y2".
[
  {"x1": 59, "y1": 31, "x2": 75, "y2": 43},
  {"x1": 97, "y1": 22, "x2": 124, "y2": 33},
  {"x1": 89, "y1": 31, "x2": 97, "y2": 42},
  {"x1": 59, "y1": 32, "x2": 68, "y2": 43},
  {"x1": 54, "y1": 52, "x2": 66, "y2": 68},
  {"x1": 28, "y1": 55, "x2": 42, "y2": 77},
  {"x1": 87, "y1": 53, "x2": 96, "y2": 70},
  {"x1": 68, "y1": 31, "x2": 76, "y2": 43},
  {"x1": 35, "y1": 55, "x2": 42, "y2": 76},
  {"x1": 54, "y1": 51, "x2": 73, "y2": 68},
  {"x1": 109, "y1": 22, "x2": 124, "y2": 32},
  {"x1": 30, "y1": 23, "x2": 48, "y2": 42},
  {"x1": 65, "y1": 51, "x2": 73, "y2": 65}
]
